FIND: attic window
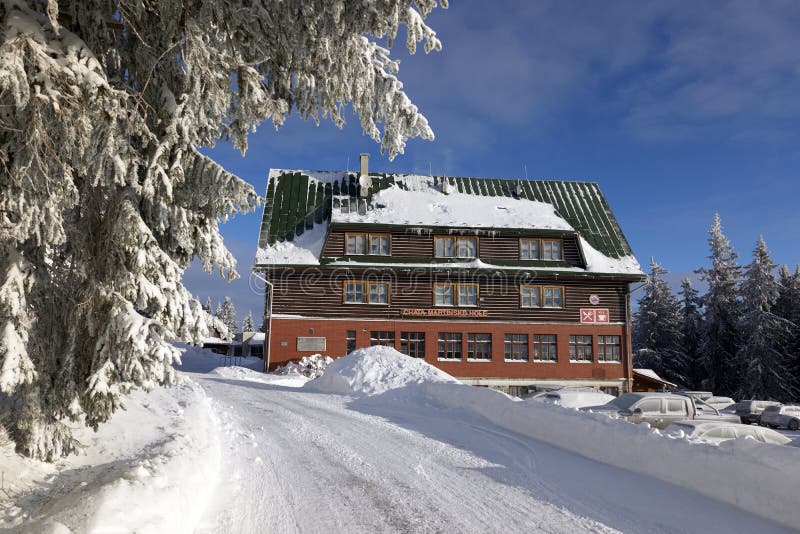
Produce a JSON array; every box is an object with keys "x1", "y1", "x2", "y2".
[
  {"x1": 435, "y1": 236, "x2": 477, "y2": 258},
  {"x1": 519, "y1": 238, "x2": 563, "y2": 261}
]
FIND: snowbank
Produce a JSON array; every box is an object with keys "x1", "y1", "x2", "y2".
[
  {"x1": 5, "y1": 378, "x2": 222, "y2": 533},
  {"x1": 305, "y1": 346, "x2": 459, "y2": 396},
  {"x1": 313, "y1": 347, "x2": 800, "y2": 529}
]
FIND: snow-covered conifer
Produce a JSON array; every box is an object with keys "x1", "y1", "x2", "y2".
[
  {"x1": 633, "y1": 260, "x2": 687, "y2": 385},
  {"x1": 202, "y1": 297, "x2": 213, "y2": 314},
  {"x1": 696, "y1": 215, "x2": 741, "y2": 396},
  {"x1": 679, "y1": 279, "x2": 704, "y2": 390},
  {"x1": 216, "y1": 298, "x2": 237, "y2": 337},
  {"x1": 242, "y1": 312, "x2": 255, "y2": 333},
  {"x1": 0, "y1": 0, "x2": 446, "y2": 459},
  {"x1": 736, "y1": 238, "x2": 798, "y2": 401}
]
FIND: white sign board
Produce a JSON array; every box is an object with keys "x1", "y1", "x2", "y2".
[{"x1": 297, "y1": 336, "x2": 326, "y2": 352}]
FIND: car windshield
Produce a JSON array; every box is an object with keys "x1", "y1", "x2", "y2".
[
  {"x1": 763, "y1": 406, "x2": 782, "y2": 414},
  {"x1": 606, "y1": 394, "x2": 641, "y2": 410}
]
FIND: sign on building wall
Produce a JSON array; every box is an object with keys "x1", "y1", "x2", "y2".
[
  {"x1": 580, "y1": 308, "x2": 610, "y2": 324},
  {"x1": 401, "y1": 309, "x2": 489, "y2": 318},
  {"x1": 297, "y1": 336, "x2": 327, "y2": 352}
]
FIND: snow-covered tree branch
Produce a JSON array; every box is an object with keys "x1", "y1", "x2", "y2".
[{"x1": 0, "y1": 0, "x2": 445, "y2": 459}]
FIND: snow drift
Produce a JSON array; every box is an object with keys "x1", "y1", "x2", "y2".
[
  {"x1": 311, "y1": 346, "x2": 800, "y2": 530},
  {"x1": 305, "y1": 346, "x2": 459, "y2": 396}
]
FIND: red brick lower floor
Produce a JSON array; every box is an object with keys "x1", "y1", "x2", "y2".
[{"x1": 265, "y1": 316, "x2": 633, "y2": 393}]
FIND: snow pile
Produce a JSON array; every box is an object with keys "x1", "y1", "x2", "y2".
[
  {"x1": 4, "y1": 379, "x2": 222, "y2": 533},
  {"x1": 334, "y1": 182, "x2": 575, "y2": 231},
  {"x1": 313, "y1": 346, "x2": 800, "y2": 529},
  {"x1": 305, "y1": 346, "x2": 459, "y2": 396},
  {"x1": 275, "y1": 354, "x2": 334, "y2": 379}
]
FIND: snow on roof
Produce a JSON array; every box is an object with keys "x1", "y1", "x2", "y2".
[
  {"x1": 254, "y1": 169, "x2": 644, "y2": 276},
  {"x1": 333, "y1": 180, "x2": 574, "y2": 230},
  {"x1": 634, "y1": 369, "x2": 677, "y2": 387}
]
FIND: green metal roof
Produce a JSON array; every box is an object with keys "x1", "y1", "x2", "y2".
[{"x1": 257, "y1": 170, "x2": 636, "y2": 260}]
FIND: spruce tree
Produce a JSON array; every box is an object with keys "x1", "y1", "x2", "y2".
[
  {"x1": 216, "y1": 297, "x2": 237, "y2": 338},
  {"x1": 679, "y1": 279, "x2": 704, "y2": 390},
  {"x1": 242, "y1": 312, "x2": 255, "y2": 333},
  {"x1": 697, "y1": 214, "x2": 741, "y2": 396},
  {"x1": 774, "y1": 265, "x2": 800, "y2": 400},
  {"x1": 633, "y1": 260, "x2": 687, "y2": 385},
  {"x1": 736, "y1": 238, "x2": 798, "y2": 401},
  {"x1": 0, "y1": 0, "x2": 446, "y2": 459},
  {"x1": 202, "y1": 297, "x2": 213, "y2": 314}
]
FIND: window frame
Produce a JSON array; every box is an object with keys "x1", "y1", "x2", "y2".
[
  {"x1": 542, "y1": 286, "x2": 565, "y2": 308},
  {"x1": 467, "y1": 333, "x2": 492, "y2": 361},
  {"x1": 434, "y1": 236, "x2": 479, "y2": 259},
  {"x1": 519, "y1": 238, "x2": 541, "y2": 260},
  {"x1": 504, "y1": 333, "x2": 529, "y2": 362},
  {"x1": 400, "y1": 332, "x2": 426, "y2": 359},
  {"x1": 342, "y1": 281, "x2": 366, "y2": 304},
  {"x1": 345, "y1": 232, "x2": 392, "y2": 256},
  {"x1": 369, "y1": 233, "x2": 391, "y2": 256},
  {"x1": 434, "y1": 283, "x2": 480, "y2": 307},
  {"x1": 437, "y1": 332, "x2": 463, "y2": 361},
  {"x1": 367, "y1": 281, "x2": 391, "y2": 305},
  {"x1": 569, "y1": 334, "x2": 594, "y2": 363},
  {"x1": 597, "y1": 335, "x2": 621, "y2": 362},
  {"x1": 520, "y1": 285, "x2": 542, "y2": 308},
  {"x1": 541, "y1": 239, "x2": 563, "y2": 261},
  {"x1": 533, "y1": 334, "x2": 558, "y2": 363}
]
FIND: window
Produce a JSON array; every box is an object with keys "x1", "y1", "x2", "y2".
[
  {"x1": 569, "y1": 335, "x2": 593, "y2": 362},
  {"x1": 458, "y1": 284, "x2": 478, "y2": 306},
  {"x1": 542, "y1": 286, "x2": 564, "y2": 308},
  {"x1": 666, "y1": 399, "x2": 688, "y2": 415},
  {"x1": 467, "y1": 334, "x2": 492, "y2": 361},
  {"x1": 636, "y1": 399, "x2": 662, "y2": 414},
  {"x1": 533, "y1": 334, "x2": 557, "y2": 362},
  {"x1": 370, "y1": 331, "x2": 395, "y2": 347},
  {"x1": 519, "y1": 238, "x2": 540, "y2": 260},
  {"x1": 368, "y1": 282, "x2": 390, "y2": 304},
  {"x1": 542, "y1": 240, "x2": 562, "y2": 260},
  {"x1": 343, "y1": 281, "x2": 365, "y2": 303},
  {"x1": 597, "y1": 335, "x2": 621, "y2": 362},
  {"x1": 434, "y1": 283, "x2": 454, "y2": 306},
  {"x1": 438, "y1": 333, "x2": 462, "y2": 360},
  {"x1": 504, "y1": 334, "x2": 529, "y2": 361},
  {"x1": 346, "y1": 232, "x2": 391, "y2": 255},
  {"x1": 370, "y1": 234, "x2": 390, "y2": 256},
  {"x1": 346, "y1": 330, "x2": 357, "y2": 354},
  {"x1": 345, "y1": 233, "x2": 366, "y2": 255},
  {"x1": 520, "y1": 285, "x2": 541, "y2": 308},
  {"x1": 400, "y1": 332, "x2": 425, "y2": 359},
  {"x1": 434, "y1": 283, "x2": 479, "y2": 307},
  {"x1": 435, "y1": 236, "x2": 477, "y2": 258}
]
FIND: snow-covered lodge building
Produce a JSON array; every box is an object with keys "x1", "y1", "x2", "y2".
[{"x1": 254, "y1": 156, "x2": 645, "y2": 395}]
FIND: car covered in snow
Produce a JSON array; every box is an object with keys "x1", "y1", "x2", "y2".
[
  {"x1": 581, "y1": 392, "x2": 741, "y2": 429},
  {"x1": 732, "y1": 400, "x2": 782, "y2": 425},
  {"x1": 664, "y1": 421, "x2": 792, "y2": 445},
  {"x1": 699, "y1": 396, "x2": 736, "y2": 411},
  {"x1": 758, "y1": 405, "x2": 800, "y2": 431},
  {"x1": 528, "y1": 387, "x2": 615, "y2": 409}
]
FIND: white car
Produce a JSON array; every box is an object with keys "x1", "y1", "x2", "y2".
[
  {"x1": 759, "y1": 405, "x2": 800, "y2": 431},
  {"x1": 665, "y1": 420, "x2": 791, "y2": 445},
  {"x1": 700, "y1": 396, "x2": 736, "y2": 411},
  {"x1": 529, "y1": 387, "x2": 615, "y2": 409}
]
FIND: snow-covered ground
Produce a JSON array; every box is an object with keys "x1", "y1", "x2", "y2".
[{"x1": 2, "y1": 346, "x2": 797, "y2": 533}]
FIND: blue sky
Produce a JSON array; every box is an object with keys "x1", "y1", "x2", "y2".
[{"x1": 186, "y1": 0, "x2": 800, "y2": 323}]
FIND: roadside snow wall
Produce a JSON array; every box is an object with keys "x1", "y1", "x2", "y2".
[{"x1": 309, "y1": 348, "x2": 800, "y2": 530}]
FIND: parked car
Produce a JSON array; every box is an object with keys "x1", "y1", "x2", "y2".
[
  {"x1": 733, "y1": 400, "x2": 783, "y2": 425},
  {"x1": 665, "y1": 421, "x2": 792, "y2": 445},
  {"x1": 700, "y1": 396, "x2": 736, "y2": 411},
  {"x1": 529, "y1": 387, "x2": 615, "y2": 409},
  {"x1": 581, "y1": 392, "x2": 741, "y2": 430},
  {"x1": 759, "y1": 405, "x2": 800, "y2": 430}
]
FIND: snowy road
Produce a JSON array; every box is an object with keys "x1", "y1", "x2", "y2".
[{"x1": 184, "y1": 368, "x2": 790, "y2": 534}]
